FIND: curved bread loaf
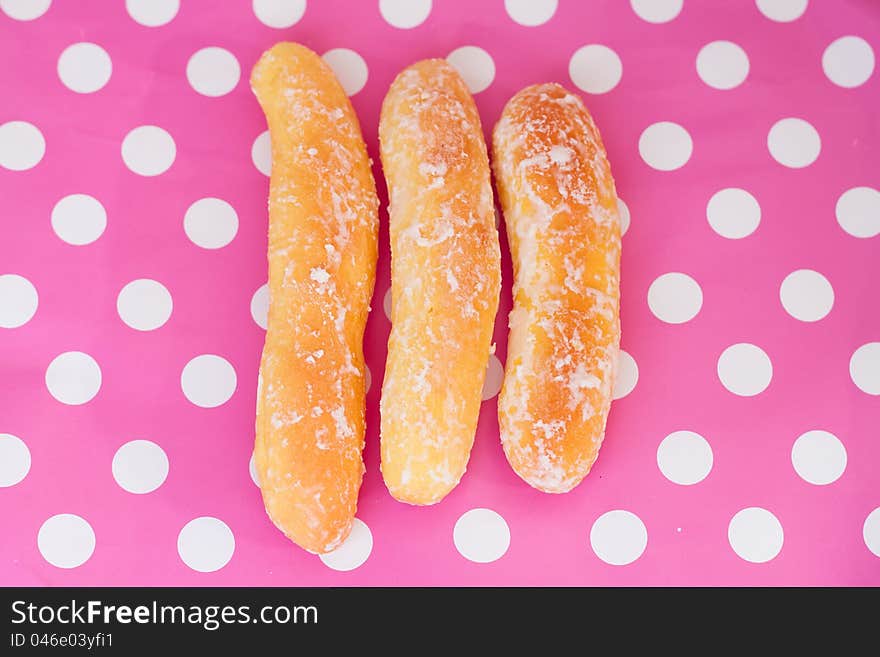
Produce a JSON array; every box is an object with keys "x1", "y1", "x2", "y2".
[
  {"x1": 251, "y1": 42, "x2": 378, "y2": 552},
  {"x1": 493, "y1": 83, "x2": 621, "y2": 493},
  {"x1": 379, "y1": 60, "x2": 501, "y2": 504}
]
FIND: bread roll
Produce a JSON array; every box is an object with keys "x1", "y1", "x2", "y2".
[
  {"x1": 492, "y1": 83, "x2": 621, "y2": 493},
  {"x1": 251, "y1": 43, "x2": 378, "y2": 553},
  {"x1": 379, "y1": 60, "x2": 500, "y2": 505}
]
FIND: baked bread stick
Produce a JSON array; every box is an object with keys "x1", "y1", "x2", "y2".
[
  {"x1": 493, "y1": 83, "x2": 621, "y2": 493},
  {"x1": 379, "y1": 60, "x2": 501, "y2": 505},
  {"x1": 251, "y1": 43, "x2": 378, "y2": 553}
]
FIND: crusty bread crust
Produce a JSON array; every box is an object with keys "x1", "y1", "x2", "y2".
[
  {"x1": 493, "y1": 83, "x2": 621, "y2": 494},
  {"x1": 251, "y1": 42, "x2": 378, "y2": 553},
  {"x1": 379, "y1": 60, "x2": 501, "y2": 505}
]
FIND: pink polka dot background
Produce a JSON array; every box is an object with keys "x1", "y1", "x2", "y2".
[{"x1": 2, "y1": 0, "x2": 879, "y2": 585}]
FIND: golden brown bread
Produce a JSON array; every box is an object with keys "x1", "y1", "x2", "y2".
[
  {"x1": 493, "y1": 83, "x2": 621, "y2": 493},
  {"x1": 251, "y1": 42, "x2": 378, "y2": 552},
  {"x1": 379, "y1": 60, "x2": 501, "y2": 505}
]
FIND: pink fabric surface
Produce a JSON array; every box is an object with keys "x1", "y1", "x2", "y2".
[{"x1": 1, "y1": 0, "x2": 878, "y2": 586}]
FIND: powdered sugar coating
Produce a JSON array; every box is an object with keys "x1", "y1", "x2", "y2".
[
  {"x1": 493, "y1": 83, "x2": 621, "y2": 493},
  {"x1": 251, "y1": 43, "x2": 378, "y2": 553},
  {"x1": 379, "y1": 60, "x2": 501, "y2": 505}
]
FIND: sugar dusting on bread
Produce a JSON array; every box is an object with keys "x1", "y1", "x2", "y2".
[
  {"x1": 493, "y1": 83, "x2": 621, "y2": 493},
  {"x1": 379, "y1": 60, "x2": 501, "y2": 505},
  {"x1": 252, "y1": 43, "x2": 378, "y2": 553}
]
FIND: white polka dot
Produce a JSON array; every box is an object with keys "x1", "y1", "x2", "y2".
[
  {"x1": 0, "y1": 121, "x2": 45, "y2": 171},
  {"x1": 365, "y1": 364, "x2": 372, "y2": 394},
  {"x1": 568, "y1": 44, "x2": 622, "y2": 95},
  {"x1": 0, "y1": 0, "x2": 51, "y2": 21},
  {"x1": 453, "y1": 508, "x2": 510, "y2": 563},
  {"x1": 590, "y1": 510, "x2": 647, "y2": 565},
  {"x1": 184, "y1": 198, "x2": 238, "y2": 249},
  {"x1": 251, "y1": 283, "x2": 269, "y2": 330},
  {"x1": 504, "y1": 0, "x2": 556, "y2": 26},
  {"x1": 728, "y1": 507, "x2": 783, "y2": 563},
  {"x1": 117, "y1": 279, "x2": 173, "y2": 331},
  {"x1": 38, "y1": 514, "x2": 95, "y2": 569},
  {"x1": 122, "y1": 126, "x2": 176, "y2": 176},
  {"x1": 0, "y1": 274, "x2": 38, "y2": 328},
  {"x1": 0, "y1": 433, "x2": 31, "y2": 487},
  {"x1": 249, "y1": 451, "x2": 259, "y2": 486},
  {"x1": 320, "y1": 518, "x2": 373, "y2": 570},
  {"x1": 382, "y1": 286, "x2": 392, "y2": 320},
  {"x1": 850, "y1": 343, "x2": 880, "y2": 395},
  {"x1": 177, "y1": 517, "x2": 235, "y2": 572},
  {"x1": 252, "y1": 0, "x2": 306, "y2": 28},
  {"x1": 617, "y1": 198, "x2": 630, "y2": 236},
  {"x1": 791, "y1": 430, "x2": 846, "y2": 485},
  {"x1": 112, "y1": 440, "x2": 169, "y2": 494},
  {"x1": 57, "y1": 43, "x2": 112, "y2": 94},
  {"x1": 647, "y1": 272, "x2": 703, "y2": 324},
  {"x1": 186, "y1": 47, "x2": 241, "y2": 97},
  {"x1": 251, "y1": 130, "x2": 271, "y2": 176},
  {"x1": 446, "y1": 46, "x2": 495, "y2": 94},
  {"x1": 126, "y1": 0, "x2": 178, "y2": 26},
  {"x1": 51, "y1": 194, "x2": 106, "y2": 245},
  {"x1": 696, "y1": 40, "x2": 749, "y2": 90},
  {"x1": 322, "y1": 48, "x2": 368, "y2": 96},
  {"x1": 45, "y1": 351, "x2": 101, "y2": 405},
  {"x1": 779, "y1": 269, "x2": 834, "y2": 322},
  {"x1": 639, "y1": 122, "x2": 692, "y2": 171},
  {"x1": 767, "y1": 118, "x2": 820, "y2": 168},
  {"x1": 756, "y1": 0, "x2": 807, "y2": 21},
  {"x1": 707, "y1": 188, "x2": 761, "y2": 239},
  {"x1": 630, "y1": 0, "x2": 682, "y2": 23},
  {"x1": 613, "y1": 349, "x2": 638, "y2": 400},
  {"x1": 379, "y1": 0, "x2": 431, "y2": 28},
  {"x1": 864, "y1": 508, "x2": 880, "y2": 558},
  {"x1": 836, "y1": 187, "x2": 880, "y2": 238},
  {"x1": 717, "y1": 343, "x2": 772, "y2": 397},
  {"x1": 482, "y1": 354, "x2": 504, "y2": 401},
  {"x1": 823, "y1": 35, "x2": 875, "y2": 89},
  {"x1": 181, "y1": 355, "x2": 237, "y2": 408},
  {"x1": 657, "y1": 431, "x2": 713, "y2": 485}
]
